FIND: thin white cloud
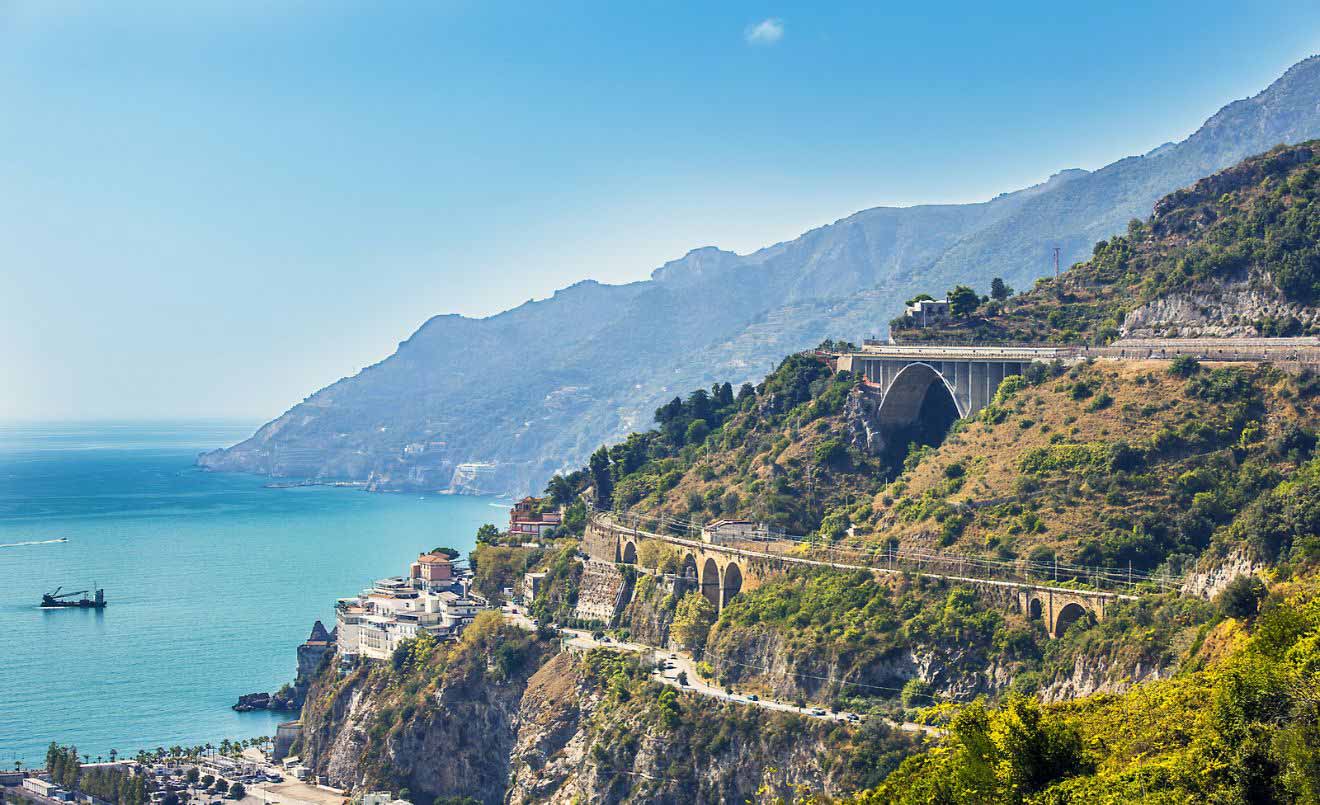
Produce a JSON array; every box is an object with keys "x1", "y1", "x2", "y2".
[{"x1": 744, "y1": 18, "x2": 784, "y2": 46}]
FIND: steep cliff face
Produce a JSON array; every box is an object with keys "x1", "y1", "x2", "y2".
[
  {"x1": 300, "y1": 643, "x2": 920, "y2": 805},
  {"x1": 299, "y1": 630, "x2": 552, "y2": 804}
]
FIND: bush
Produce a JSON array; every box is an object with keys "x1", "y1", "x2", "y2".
[
  {"x1": 815, "y1": 439, "x2": 849, "y2": 468},
  {"x1": 901, "y1": 677, "x2": 933, "y2": 708},
  {"x1": 1217, "y1": 575, "x2": 1268, "y2": 620},
  {"x1": 1169, "y1": 355, "x2": 1201, "y2": 377},
  {"x1": 228, "y1": 784, "x2": 245, "y2": 800}
]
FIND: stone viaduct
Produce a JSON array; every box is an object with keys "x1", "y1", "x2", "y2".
[{"x1": 585, "y1": 514, "x2": 1127, "y2": 638}]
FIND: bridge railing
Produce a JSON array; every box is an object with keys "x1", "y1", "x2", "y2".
[
  {"x1": 848, "y1": 338, "x2": 1320, "y2": 364},
  {"x1": 590, "y1": 508, "x2": 1183, "y2": 596}
]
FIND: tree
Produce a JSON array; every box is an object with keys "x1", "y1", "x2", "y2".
[
  {"x1": 475, "y1": 523, "x2": 500, "y2": 545},
  {"x1": 737, "y1": 383, "x2": 756, "y2": 403},
  {"x1": 686, "y1": 389, "x2": 713, "y2": 423},
  {"x1": 214, "y1": 779, "x2": 229, "y2": 794},
  {"x1": 716, "y1": 382, "x2": 735, "y2": 408},
  {"x1": 471, "y1": 545, "x2": 525, "y2": 602},
  {"x1": 186, "y1": 768, "x2": 199, "y2": 784},
  {"x1": 947, "y1": 285, "x2": 980, "y2": 318},
  {"x1": 544, "y1": 474, "x2": 575, "y2": 506},
  {"x1": 670, "y1": 591, "x2": 716, "y2": 652},
  {"x1": 228, "y1": 783, "x2": 246, "y2": 800},
  {"x1": 654, "y1": 396, "x2": 684, "y2": 426},
  {"x1": 990, "y1": 277, "x2": 1014, "y2": 300},
  {"x1": 686, "y1": 419, "x2": 710, "y2": 444},
  {"x1": 589, "y1": 446, "x2": 613, "y2": 507}
]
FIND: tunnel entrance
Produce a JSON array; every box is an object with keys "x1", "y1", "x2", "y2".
[{"x1": 877, "y1": 363, "x2": 962, "y2": 477}]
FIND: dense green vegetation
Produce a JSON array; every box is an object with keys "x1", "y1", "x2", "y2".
[
  {"x1": 544, "y1": 351, "x2": 889, "y2": 534},
  {"x1": 37, "y1": 746, "x2": 149, "y2": 805},
  {"x1": 847, "y1": 578, "x2": 1320, "y2": 803}
]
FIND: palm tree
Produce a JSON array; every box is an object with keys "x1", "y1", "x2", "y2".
[{"x1": 109, "y1": 749, "x2": 118, "y2": 764}]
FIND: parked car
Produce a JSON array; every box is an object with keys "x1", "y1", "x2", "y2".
[{"x1": 747, "y1": 694, "x2": 759, "y2": 701}]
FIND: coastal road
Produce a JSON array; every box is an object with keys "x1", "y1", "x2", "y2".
[{"x1": 499, "y1": 609, "x2": 942, "y2": 737}]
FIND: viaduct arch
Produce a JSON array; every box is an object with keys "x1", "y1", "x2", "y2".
[
  {"x1": 834, "y1": 345, "x2": 1065, "y2": 421},
  {"x1": 589, "y1": 514, "x2": 1117, "y2": 637},
  {"x1": 1019, "y1": 590, "x2": 1107, "y2": 638}
]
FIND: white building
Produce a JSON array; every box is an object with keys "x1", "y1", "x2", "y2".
[
  {"x1": 903, "y1": 298, "x2": 950, "y2": 327},
  {"x1": 702, "y1": 519, "x2": 771, "y2": 545},
  {"x1": 24, "y1": 779, "x2": 60, "y2": 798},
  {"x1": 335, "y1": 551, "x2": 484, "y2": 662}
]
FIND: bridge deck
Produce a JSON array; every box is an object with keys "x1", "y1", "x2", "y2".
[{"x1": 849, "y1": 336, "x2": 1320, "y2": 364}]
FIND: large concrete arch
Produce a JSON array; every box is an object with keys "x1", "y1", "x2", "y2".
[
  {"x1": 721, "y1": 562, "x2": 743, "y2": 609},
  {"x1": 876, "y1": 362, "x2": 965, "y2": 428},
  {"x1": 701, "y1": 557, "x2": 721, "y2": 609},
  {"x1": 621, "y1": 540, "x2": 637, "y2": 564},
  {"x1": 1055, "y1": 602, "x2": 1088, "y2": 637}
]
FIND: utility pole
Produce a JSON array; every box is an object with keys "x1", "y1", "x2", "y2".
[{"x1": 1053, "y1": 246, "x2": 1061, "y2": 279}]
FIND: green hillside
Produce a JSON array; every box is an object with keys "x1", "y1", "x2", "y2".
[{"x1": 896, "y1": 141, "x2": 1320, "y2": 344}]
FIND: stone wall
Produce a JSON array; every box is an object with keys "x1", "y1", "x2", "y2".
[{"x1": 572, "y1": 560, "x2": 631, "y2": 625}]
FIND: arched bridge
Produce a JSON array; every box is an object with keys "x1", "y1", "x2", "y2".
[
  {"x1": 835, "y1": 344, "x2": 1069, "y2": 423},
  {"x1": 831, "y1": 338, "x2": 1320, "y2": 426},
  {"x1": 585, "y1": 513, "x2": 1131, "y2": 636}
]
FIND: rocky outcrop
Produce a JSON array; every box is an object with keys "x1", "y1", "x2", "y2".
[
  {"x1": 300, "y1": 641, "x2": 917, "y2": 804},
  {"x1": 843, "y1": 387, "x2": 885, "y2": 455},
  {"x1": 616, "y1": 574, "x2": 678, "y2": 647},
  {"x1": 1121, "y1": 270, "x2": 1319, "y2": 338},
  {"x1": 706, "y1": 620, "x2": 1015, "y2": 704},
  {"x1": 1181, "y1": 547, "x2": 1268, "y2": 599},
  {"x1": 300, "y1": 642, "x2": 552, "y2": 804},
  {"x1": 1038, "y1": 653, "x2": 1172, "y2": 703}
]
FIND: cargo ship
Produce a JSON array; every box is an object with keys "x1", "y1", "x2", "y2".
[{"x1": 40, "y1": 585, "x2": 107, "y2": 609}]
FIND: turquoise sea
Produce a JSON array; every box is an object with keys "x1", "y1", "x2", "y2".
[{"x1": 0, "y1": 422, "x2": 504, "y2": 767}]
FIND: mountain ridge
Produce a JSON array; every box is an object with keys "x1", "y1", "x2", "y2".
[{"x1": 201, "y1": 55, "x2": 1320, "y2": 496}]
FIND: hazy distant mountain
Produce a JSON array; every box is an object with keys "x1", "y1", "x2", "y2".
[{"x1": 200, "y1": 55, "x2": 1320, "y2": 496}]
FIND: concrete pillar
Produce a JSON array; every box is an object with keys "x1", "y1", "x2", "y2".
[
  {"x1": 969, "y1": 362, "x2": 987, "y2": 414},
  {"x1": 955, "y1": 361, "x2": 970, "y2": 417},
  {"x1": 989, "y1": 362, "x2": 1005, "y2": 402}
]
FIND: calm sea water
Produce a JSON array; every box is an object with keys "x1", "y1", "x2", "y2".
[{"x1": 0, "y1": 422, "x2": 505, "y2": 766}]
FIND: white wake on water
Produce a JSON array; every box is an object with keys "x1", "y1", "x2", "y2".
[{"x1": 0, "y1": 538, "x2": 67, "y2": 548}]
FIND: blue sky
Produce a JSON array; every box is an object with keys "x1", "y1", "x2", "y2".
[{"x1": 4, "y1": 1, "x2": 1320, "y2": 420}]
